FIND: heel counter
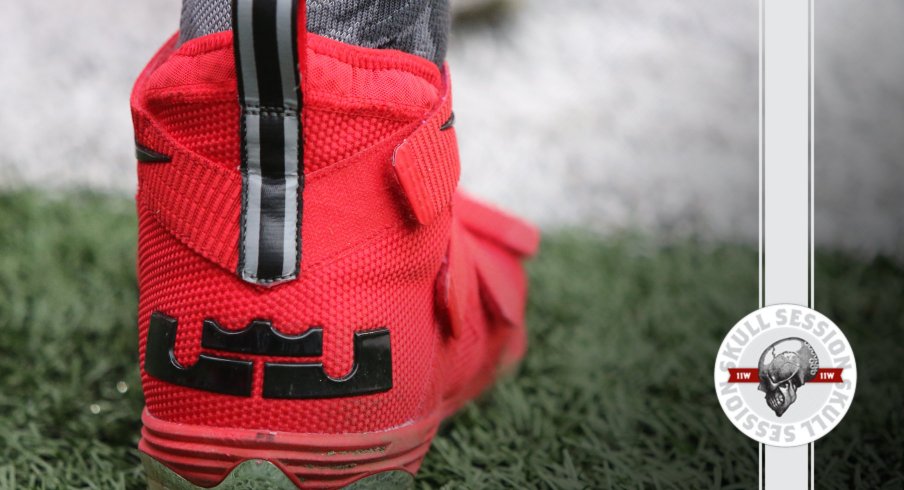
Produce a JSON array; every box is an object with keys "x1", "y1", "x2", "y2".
[
  {"x1": 139, "y1": 408, "x2": 437, "y2": 488},
  {"x1": 137, "y1": 201, "x2": 446, "y2": 434}
]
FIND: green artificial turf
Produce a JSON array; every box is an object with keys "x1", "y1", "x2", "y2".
[{"x1": 0, "y1": 191, "x2": 901, "y2": 489}]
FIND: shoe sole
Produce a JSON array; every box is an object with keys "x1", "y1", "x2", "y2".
[
  {"x1": 142, "y1": 454, "x2": 414, "y2": 489},
  {"x1": 139, "y1": 408, "x2": 438, "y2": 489},
  {"x1": 139, "y1": 327, "x2": 525, "y2": 489}
]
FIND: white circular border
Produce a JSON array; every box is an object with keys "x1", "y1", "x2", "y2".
[{"x1": 713, "y1": 304, "x2": 857, "y2": 447}]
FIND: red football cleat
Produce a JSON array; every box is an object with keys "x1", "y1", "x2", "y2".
[{"x1": 131, "y1": 1, "x2": 537, "y2": 488}]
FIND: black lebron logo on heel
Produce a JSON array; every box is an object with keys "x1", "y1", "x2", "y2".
[
  {"x1": 145, "y1": 313, "x2": 253, "y2": 396},
  {"x1": 263, "y1": 330, "x2": 393, "y2": 399},
  {"x1": 144, "y1": 312, "x2": 392, "y2": 398}
]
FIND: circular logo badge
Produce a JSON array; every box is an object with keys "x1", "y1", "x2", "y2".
[{"x1": 713, "y1": 304, "x2": 857, "y2": 447}]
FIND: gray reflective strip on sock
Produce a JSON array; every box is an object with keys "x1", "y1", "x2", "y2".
[
  {"x1": 234, "y1": 0, "x2": 302, "y2": 285},
  {"x1": 179, "y1": 0, "x2": 449, "y2": 67}
]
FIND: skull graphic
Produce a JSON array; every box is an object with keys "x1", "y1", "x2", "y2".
[{"x1": 757, "y1": 338, "x2": 819, "y2": 417}]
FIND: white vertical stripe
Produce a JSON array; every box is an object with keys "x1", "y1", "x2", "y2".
[
  {"x1": 759, "y1": 442, "x2": 764, "y2": 490},
  {"x1": 758, "y1": 1, "x2": 765, "y2": 485},
  {"x1": 761, "y1": 0, "x2": 813, "y2": 488},
  {"x1": 762, "y1": 0, "x2": 809, "y2": 305},
  {"x1": 809, "y1": 5, "x2": 816, "y2": 490},
  {"x1": 758, "y1": 0, "x2": 765, "y2": 313},
  {"x1": 809, "y1": 0, "x2": 816, "y2": 313}
]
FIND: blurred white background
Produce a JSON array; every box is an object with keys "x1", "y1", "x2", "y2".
[{"x1": 1, "y1": 0, "x2": 901, "y2": 255}]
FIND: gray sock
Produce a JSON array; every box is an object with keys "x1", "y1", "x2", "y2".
[{"x1": 179, "y1": 0, "x2": 449, "y2": 67}]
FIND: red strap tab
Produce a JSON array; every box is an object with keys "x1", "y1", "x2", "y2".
[
  {"x1": 440, "y1": 195, "x2": 536, "y2": 337},
  {"x1": 454, "y1": 192, "x2": 540, "y2": 257},
  {"x1": 392, "y1": 68, "x2": 460, "y2": 226}
]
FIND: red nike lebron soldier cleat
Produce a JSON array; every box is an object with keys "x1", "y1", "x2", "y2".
[{"x1": 131, "y1": 0, "x2": 538, "y2": 488}]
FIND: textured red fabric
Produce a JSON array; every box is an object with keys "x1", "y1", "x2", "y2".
[{"x1": 132, "y1": 29, "x2": 537, "y2": 437}]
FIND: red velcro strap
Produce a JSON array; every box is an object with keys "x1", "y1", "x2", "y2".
[
  {"x1": 134, "y1": 112, "x2": 242, "y2": 272},
  {"x1": 392, "y1": 68, "x2": 460, "y2": 226}
]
